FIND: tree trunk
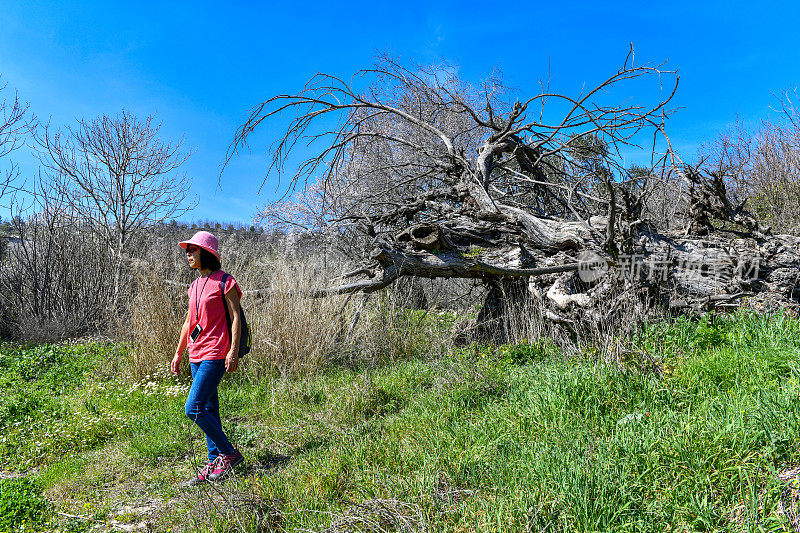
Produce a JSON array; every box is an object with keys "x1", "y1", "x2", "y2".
[{"x1": 455, "y1": 277, "x2": 530, "y2": 345}]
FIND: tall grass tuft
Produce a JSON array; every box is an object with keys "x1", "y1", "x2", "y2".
[
  {"x1": 243, "y1": 259, "x2": 346, "y2": 380},
  {"x1": 127, "y1": 267, "x2": 187, "y2": 381},
  {"x1": 349, "y1": 285, "x2": 456, "y2": 366}
]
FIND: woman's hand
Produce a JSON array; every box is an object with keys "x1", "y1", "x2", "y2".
[
  {"x1": 225, "y1": 352, "x2": 238, "y2": 373},
  {"x1": 171, "y1": 353, "x2": 183, "y2": 375}
]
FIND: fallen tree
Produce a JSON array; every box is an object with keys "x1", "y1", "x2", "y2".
[{"x1": 227, "y1": 51, "x2": 800, "y2": 342}]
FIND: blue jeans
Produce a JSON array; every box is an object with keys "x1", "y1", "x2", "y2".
[{"x1": 186, "y1": 360, "x2": 235, "y2": 462}]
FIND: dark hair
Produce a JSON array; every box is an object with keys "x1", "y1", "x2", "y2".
[{"x1": 198, "y1": 248, "x2": 221, "y2": 272}]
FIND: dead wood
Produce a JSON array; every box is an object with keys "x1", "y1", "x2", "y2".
[{"x1": 227, "y1": 52, "x2": 800, "y2": 342}]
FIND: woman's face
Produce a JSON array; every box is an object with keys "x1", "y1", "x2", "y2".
[{"x1": 186, "y1": 245, "x2": 202, "y2": 270}]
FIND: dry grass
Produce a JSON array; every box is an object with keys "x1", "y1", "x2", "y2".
[
  {"x1": 128, "y1": 231, "x2": 663, "y2": 386},
  {"x1": 127, "y1": 242, "x2": 357, "y2": 383},
  {"x1": 349, "y1": 286, "x2": 454, "y2": 365},
  {"x1": 126, "y1": 253, "x2": 660, "y2": 385},
  {"x1": 128, "y1": 267, "x2": 187, "y2": 381},
  {"x1": 240, "y1": 258, "x2": 348, "y2": 380},
  {"x1": 315, "y1": 499, "x2": 426, "y2": 533}
]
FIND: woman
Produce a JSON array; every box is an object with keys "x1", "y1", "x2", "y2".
[{"x1": 171, "y1": 230, "x2": 244, "y2": 486}]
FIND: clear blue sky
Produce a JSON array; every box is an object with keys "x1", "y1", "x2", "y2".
[{"x1": 1, "y1": 0, "x2": 799, "y2": 224}]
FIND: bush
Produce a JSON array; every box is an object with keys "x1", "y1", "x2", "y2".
[
  {"x1": 0, "y1": 198, "x2": 116, "y2": 342},
  {"x1": 704, "y1": 96, "x2": 800, "y2": 234}
]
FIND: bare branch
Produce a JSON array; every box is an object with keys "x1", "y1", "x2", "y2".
[{"x1": 0, "y1": 76, "x2": 35, "y2": 203}]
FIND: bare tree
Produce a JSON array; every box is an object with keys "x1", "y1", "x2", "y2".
[
  {"x1": 228, "y1": 52, "x2": 800, "y2": 341},
  {"x1": 38, "y1": 110, "x2": 193, "y2": 307},
  {"x1": 701, "y1": 91, "x2": 800, "y2": 235},
  {"x1": 0, "y1": 76, "x2": 35, "y2": 203}
]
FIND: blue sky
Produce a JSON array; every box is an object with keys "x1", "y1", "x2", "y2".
[{"x1": 1, "y1": 0, "x2": 799, "y2": 224}]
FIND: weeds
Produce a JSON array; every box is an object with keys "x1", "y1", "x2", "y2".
[
  {"x1": 128, "y1": 268, "x2": 187, "y2": 381},
  {"x1": 0, "y1": 478, "x2": 49, "y2": 531},
  {"x1": 243, "y1": 258, "x2": 346, "y2": 379}
]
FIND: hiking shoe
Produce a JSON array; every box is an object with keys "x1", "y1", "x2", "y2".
[
  {"x1": 181, "y1": 458, "x2": 218, "y2": 487},
  {"x1": 207, "y1": 450, "x2": 243, "y2": 481}
]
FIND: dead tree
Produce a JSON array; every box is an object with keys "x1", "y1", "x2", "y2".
[
  {"x1": 1, "y1": 176, "x2": 116, "y2": 340},
  {"x1": 227, "y1": 52, "x2": 800, "y2": 342}
]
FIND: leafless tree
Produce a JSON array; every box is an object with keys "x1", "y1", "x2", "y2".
[
  {"x1": 37, "y1": 110, "x2": 193, "y2": 307},
  {"x1": 0, "y1": 76, "x2": 35, "y2": 203},
  {"x1": 702, "y1": 90, "x2": 800, "y2": 235},
  {"x1": 228, "y1": 52, "x2": 800, "y2": 341}
]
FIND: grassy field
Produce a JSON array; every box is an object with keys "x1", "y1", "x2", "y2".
[{"x1": 3, "y1": 311, "x2": 800, "y2": 532}]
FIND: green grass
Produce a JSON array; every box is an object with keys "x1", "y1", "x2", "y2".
[{"x1": 3, "y1": 311, "x2": 800, "y2": 531}]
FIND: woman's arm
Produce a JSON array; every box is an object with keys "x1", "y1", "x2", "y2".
[
  {"x1": 224, "y1": 287, "x2": 241, "y2": 372},
  {"x1": 171, "y1": 308, "x2": 191, "y2": 375}
]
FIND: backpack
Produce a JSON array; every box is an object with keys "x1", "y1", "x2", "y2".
[{"x1": 220, "y1": 272, "x2": 252, "y2": 357}]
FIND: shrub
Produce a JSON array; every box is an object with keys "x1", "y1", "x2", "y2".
[
  {"x1": 0, "y1": 182, "x2": 119, "y2": 342},
  {"x1": 704, "y1": 96, "x2": 800, "y2": 234}
]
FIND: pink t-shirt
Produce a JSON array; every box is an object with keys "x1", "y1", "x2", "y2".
[{"x1": 187, "y1": 270, "x2": 242, "y2": 362}]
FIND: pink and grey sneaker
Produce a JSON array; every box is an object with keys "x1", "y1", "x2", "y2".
[
  {"x1": 207, "y1": 450, "x2": 243, "y2": 482},
  {"x1": 182, "y1": 457, "x2": 219, "y2": 487}
]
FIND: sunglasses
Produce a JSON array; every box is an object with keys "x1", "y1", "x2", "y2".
[{"x1": 186, "y1": 245, "x2": 200, "y2": 253}]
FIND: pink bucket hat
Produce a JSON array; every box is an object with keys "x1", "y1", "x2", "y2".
[{"x1": 179, "y1": 231, "x2": 220, "y2": 260}]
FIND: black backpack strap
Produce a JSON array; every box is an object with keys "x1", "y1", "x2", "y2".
[
  {"x1": 220, "y1": 272, "x2": 231, "y2": 326},
  {"x1": 220, "y1": 272, "x2": 229, "y2": 294},
  {"x1": 218, "y1": 271, "x2": 250, "y2": 357}
]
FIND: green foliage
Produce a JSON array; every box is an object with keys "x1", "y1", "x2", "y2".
[
  {"x1": 462, "y1": 246, "x2": 485, "y2": 259},
  {"x1": 0, "y1": 478, "x2": 49, "y2": 531},
  {"x1": 0, "y1": 342, "x2": 117, "y2": 387}
]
